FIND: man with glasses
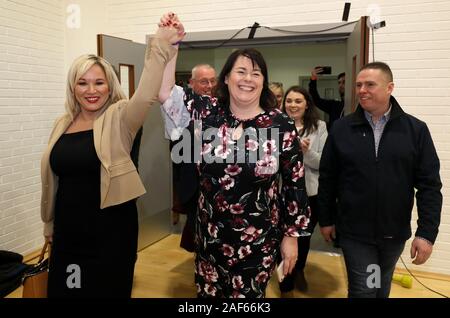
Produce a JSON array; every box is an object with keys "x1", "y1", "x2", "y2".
[
  {"x1": 160, "y1": 63, "x2": 217, "y2": 253},
  {"x1": 189, "y1": 64, "x2": 217, "y2": 96},
  {"x1": 318, "y1": 62, "x2": 442, "y2": 298}
]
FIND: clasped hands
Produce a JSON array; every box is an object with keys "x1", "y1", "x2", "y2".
[{"x1": 157, "y1": 12, "x2": 186, "y2": 46}]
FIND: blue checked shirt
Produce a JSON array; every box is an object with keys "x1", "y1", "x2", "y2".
[{"x1": 364, "y1": 104, "x2": 392, "y2": 157}]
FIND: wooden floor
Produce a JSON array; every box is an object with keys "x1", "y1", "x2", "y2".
[{"x1": 7, "y1": 234, "x2": 450, "y2": 298}]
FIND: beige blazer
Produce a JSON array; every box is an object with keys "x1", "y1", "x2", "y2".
[{"x1": 40, "y1": 38, "x2": 177, "y2": 236}]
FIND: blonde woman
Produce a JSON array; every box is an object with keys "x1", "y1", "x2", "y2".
[
  {"x1": 269, "y1": 82, "x2": 284, "y2": 109},
  {"x1": 40, "y1": 14, "x2": 184, "y2": 298}
]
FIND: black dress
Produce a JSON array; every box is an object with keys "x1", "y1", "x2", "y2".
[{"x1": 47, "y1": 130, "x2": 138, "y2": 298}]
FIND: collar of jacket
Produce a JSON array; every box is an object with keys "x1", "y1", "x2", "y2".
[{"x1": 350, "y1": 96, "x2": 405, "y2": 126}]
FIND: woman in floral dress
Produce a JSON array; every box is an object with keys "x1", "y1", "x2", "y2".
[{"x1": 158, "y1": 14, "x2": 310, "y2": 298}]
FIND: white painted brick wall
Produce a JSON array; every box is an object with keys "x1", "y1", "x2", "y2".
[
  {"x1": 105, "y1": 0, "x2": 450, "y2": 277},
  {"x1": 0, "y1": 0, "x2": 65, "y2": 255}
]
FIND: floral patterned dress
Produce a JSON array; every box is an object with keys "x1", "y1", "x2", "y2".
[{"x1": 174, "y1": 88, "x2": 310, "y2": 298}]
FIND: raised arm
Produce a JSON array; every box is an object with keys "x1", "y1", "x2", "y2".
[
  {"x1": 156, "y1": 14, "x2": 192, "y2": 141},
  {"x1": 159, "y1": 51, "x2": 178, "y2": 103},
  {"x1": 159, "y1": 13, "x2": 184, "y2": 103},
  {"x1": 123, "y1": 13, "x2": 185, "y2": 135},
  {"x1": 308, "y1": 68, "x2": 338, "y2": 116}
]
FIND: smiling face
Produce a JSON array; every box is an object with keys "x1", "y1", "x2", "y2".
[
  {"x1": 190, "y1": 66, "x2": 217, "y2": 96},
  {"x1": 284, "y1": 91, "x2": 307, "y2": 123},
  {"x1": 356, "y1": 68, "x2": 394, "y2": 116},
  {"x1": 74, "y1": 64, "x2": 110, "y2": 116},
  {"x1": 225, "y1": 55, "x2": 264, "y2": 109}
]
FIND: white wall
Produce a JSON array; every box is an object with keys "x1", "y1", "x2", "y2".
[
  {"x1": 64, "y1": 0, "x2": 107, "y2": 75},
  {"x1": 177, "y1": 43, "x2": 346, "y2": 89},
  {"x1": 0, "y1": 0, "x2": 109, "y2": 256},
  {"x1": 0, "y1": 0, "x2": 65, "y2": 254}
]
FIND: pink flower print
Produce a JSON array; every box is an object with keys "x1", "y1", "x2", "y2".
[
  {"x1": 200, "y1": 108, "x2": 211, "y2": 119},
  {"x1": 219, "y1": 174, "x2": 235, "y2": 190},
  {"x1": 208, "y1": 223, "x2": 219, "y2": 238},
  {"x1": 246, "y1": 139, "x2": 259, "y2": 151},
  {"x1": 262, "y1": 241, "x2": 275, "y2": 253},
  {"x1": 288, "y1": 201, "x2": 298, "y2": 216},
  {"x1": 186, "y1": 99, "x2": 194, "y2": 112},
  {"x1": 255, "y1": 155, "x2": 278, "y2": 177},
  {"x1": 231, "y1": 290, "x2": 245, "y2": 298},
  {"x1": 306, "y1": 205, "x2": 312, "y2": 218},
  {"x1": 291, "y1": 161, "x2": 305, "y2": 182},
  {"x1": 227, "y1": 258, "x2": 238, "y2": 267},
  {"x1": 240, "y1": 226, "x2": 263, "y2": 243},
  {"x1": 270, "y1": 204, "x2": 279, "y2": 225},
  {"x1": 221, "y1": 244, "x2": 235, "y2": 257},
  {"x1": 224, "y1": 164, "x2": 242, "y2": 176},
  {"x1": 204, "y1": 283, "x2": 217, "y2": 297},
  {"x1": 230, "y1": 203, "x2": 245, "y2": 215},
  {"x1": 282, "y1": 131, "x2": 296, "y2": 150},
  {"x1": 232, "y1": 275, "x2": 244, "y2": 290},
  {"x1": 238, "y1": 245, "x2": 252, "y2": 259},
  {"x1": 295, "y1": 215, "x2": 310, "y2": 229},
  {"x1": 269, "y1": 110, "x2": 278, "y2": 116},
  {"x1": 262, "y1": 139, "x2": 277, "y2": 155},
  {"x1": 215, "y1": 194, "x2": 229, "y2": 212},
  {"x1": 256, "y1": 115, "x2": 273, "y2": 128},
  {"x1": 262, "y1": 255, "x2": 274, "y2": 268},
  {"x1": 198, "y1": 260, "x2": 219, "y2": 283},
  {"x1": 217, "y1": 123, "x2": 230, "y2": 138},
  {"x1": 255, "y1": 271, "x2": 269, "y2": 283}
]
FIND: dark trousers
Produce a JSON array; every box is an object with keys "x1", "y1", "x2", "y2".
[
  {"x1": 340, "y1": 236, "x2": 405, "y2": 298},
  {"x1": 279, "y1": 195, "x2": 318, "y2": 292}
]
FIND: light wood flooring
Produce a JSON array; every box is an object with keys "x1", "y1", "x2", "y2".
[{"x1": 7, "y1": 234, "x2": 450, "y2": 298}]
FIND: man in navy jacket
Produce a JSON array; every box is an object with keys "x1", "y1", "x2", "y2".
[{"x1": 318, "y1": 62, "x2": 442, "y2": 298}]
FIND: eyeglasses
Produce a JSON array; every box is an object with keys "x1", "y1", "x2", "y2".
[{"x1": 195, "y1": 78, "x2": 217, "y2": 86}]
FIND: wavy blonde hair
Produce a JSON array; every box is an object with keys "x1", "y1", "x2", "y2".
[{"x1": 65, "y1": 54, "x2": 126, "y2": 121}]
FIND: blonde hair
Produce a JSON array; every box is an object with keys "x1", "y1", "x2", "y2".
[
  {"x1": 65, "y1": 54, "x2": 126, "y2": 121},
  {"x1": 269, "y1": 81, "x2": 284, "y2": 93},
  {"x1": 191, "y1": 64, "x2": 215, "y2": 80}
]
